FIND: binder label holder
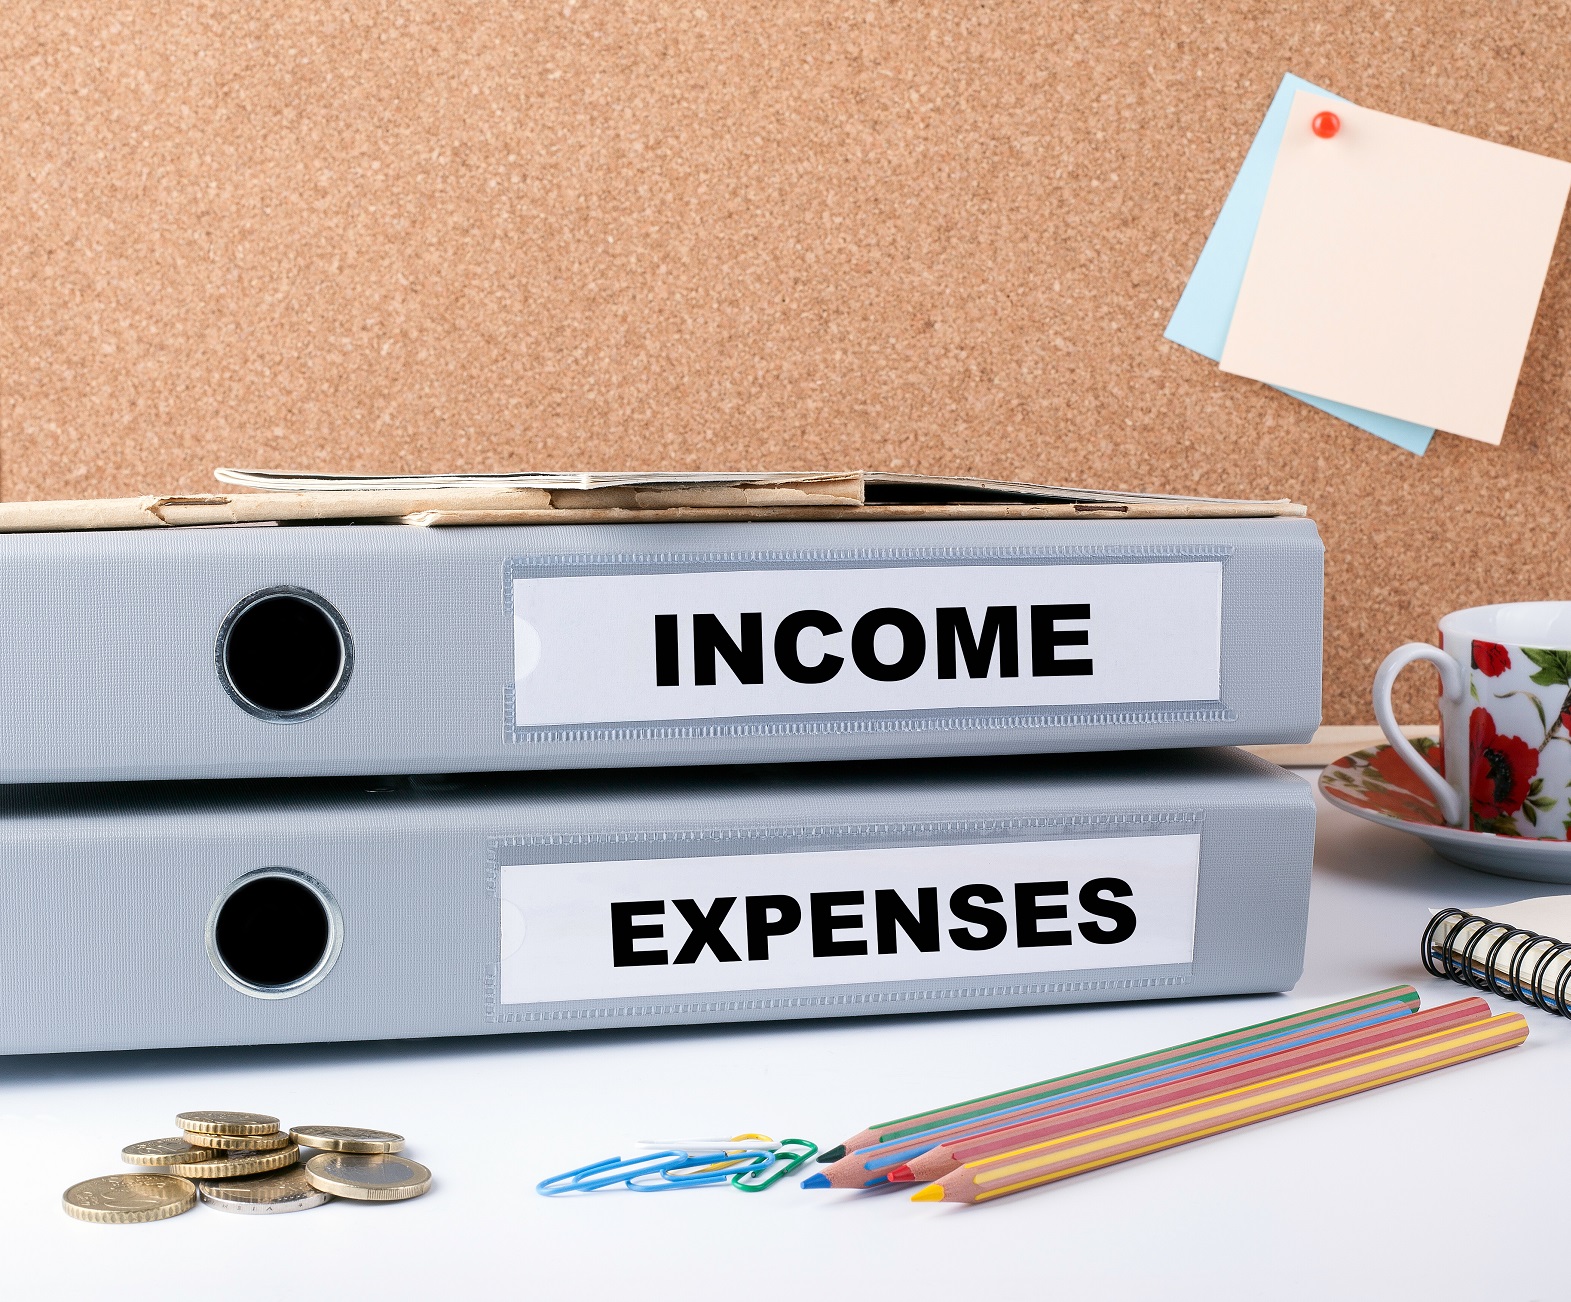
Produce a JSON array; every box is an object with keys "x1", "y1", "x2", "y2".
[
  {"x1": 494, "y1": 832, "x2": 1202, "y2": 1006},
  {"x1": 507, "y1": 555, "x2": 1223, "y2": 731}
]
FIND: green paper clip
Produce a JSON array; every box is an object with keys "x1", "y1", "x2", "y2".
[{"x1": 731, "y1": 1138, "x2": 817, "y2": 1192}]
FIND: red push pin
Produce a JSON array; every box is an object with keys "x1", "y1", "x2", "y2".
[{"x1": 1311, "y1": 111, "x2": 1341, "y2": 139}]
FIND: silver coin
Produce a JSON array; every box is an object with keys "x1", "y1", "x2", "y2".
[{"x1": 197, "y1": 1164, "x2": 333, "y2": 1215}]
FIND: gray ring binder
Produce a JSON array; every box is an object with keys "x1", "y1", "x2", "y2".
[
  {"x1": 0, "y1": 517, "x2": 1322, "y2": 783},
  {"x1": 0, "y1": 750, "x2": 1315, "y2": 1055}
]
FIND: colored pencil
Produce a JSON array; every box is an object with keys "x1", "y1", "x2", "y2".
[
  {"x1": 807, "y1": 993, "x2": 1422, "y2": 1188},
  {"x1": 913, "y1": 1012, "x2": 1528, "y2": 1204},
  {"x1": 814, "y1": 985, "x2": 1419, "y2": 1163},
  {"x1": 890, "y1": 996, "x2": 1490, "y2": 1183}
]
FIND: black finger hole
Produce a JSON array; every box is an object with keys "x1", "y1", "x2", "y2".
[
  {"x1": 219, "y1": 588, "x2": 352, "y2": 720},
  {"x1": 211, "y1": 873, "x2": 337, "y2": 995}
]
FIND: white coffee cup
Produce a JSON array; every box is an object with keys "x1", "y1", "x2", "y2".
[{"x1": 1374, "y1": 602, "x2": 1571, "y2": 835}]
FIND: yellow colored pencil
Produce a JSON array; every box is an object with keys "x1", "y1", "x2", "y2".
[{"x1": 913, "y1": 1012, "x2": 1528, "y2": 1204}]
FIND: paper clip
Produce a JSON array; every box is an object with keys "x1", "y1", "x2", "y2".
[
  {"x1": 627, "y1": 1149, "x2": 775, "y2": 1192},
  {"x1": 636, "y1": 1136, "x2": 782, "y2": 1153},
  {"x1": 686, "y1": 1133, "x2": 778, "y2": 1175},
  {"x1": 637, "y1": 1133, "x2": 778, "y2": 1175},
  {"x1": 536, "y1": 1151, "x2": 690, "y2": 1196},
  {"x1": 731, "y1": 1138, "x2": 819, "y2": 1192}
]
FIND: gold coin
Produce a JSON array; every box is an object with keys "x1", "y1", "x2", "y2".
[
  {"x1": 163, "y1": 1143, "x2": 299, "y2": 1179},
  {"x1": 304, "y1": 1152, "x2": 432, "y2": 1202},
  {"x1": 288, "y1": 1125, "x2": 405, "y2": 1154},
  {"x1": 122, "y1": 1136, "x2": 221, "y2": 1166},
  {"x1": 184, "y1": 1129, "x2": 290, "y2": 1150},
  {"x1": 176, "y1": 1110, "x2": 279, "y2": 1136},
  {"x1": 63, "y1": 1173, "x2": 197, "y2": 1224}
]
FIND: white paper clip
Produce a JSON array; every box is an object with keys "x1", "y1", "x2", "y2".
[{"x1": 636, "y1": 1136, "x2": 781, "y2": 1153}]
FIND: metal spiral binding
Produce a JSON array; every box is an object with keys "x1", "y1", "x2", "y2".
[{"x1": 1422, "y1": 907, "x2": 1571, "y2": 1017}]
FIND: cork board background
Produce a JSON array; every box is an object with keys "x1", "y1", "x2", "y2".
[{"x1": 5, "y1": 2, "x2": 1571, "y2": 725}]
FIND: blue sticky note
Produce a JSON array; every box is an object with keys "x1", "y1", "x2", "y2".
[{"x1": 1165, "y1": 74, "x2": 1435, "y2": 455}]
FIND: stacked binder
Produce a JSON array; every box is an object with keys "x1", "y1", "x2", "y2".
[{"x1": 0, "y1": 471, "x2": 1323, "y2": 1055}]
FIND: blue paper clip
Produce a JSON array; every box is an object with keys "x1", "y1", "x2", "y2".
[
  {"x1": 626, "y1": 1149, "x2": 776, "y2": 1192},
  {"x1": 536, "y1": 1150, "x2": 690, "y2": 1196}
]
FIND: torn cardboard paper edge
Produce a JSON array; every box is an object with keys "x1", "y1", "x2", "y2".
[
  {"x1": 214, "y1": 467, "x2": 868, "y2": 500},
  {"x1": 0, "y1": 471, "x2": 1307, "y2": 534},
  {"x1": 215, "y1": 466, "x2": 1305, "y2": 510}
]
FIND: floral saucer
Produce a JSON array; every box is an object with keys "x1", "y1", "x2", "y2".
[{"x1": 1320, "y1": 742, "x2": 1571, "y2": 883}]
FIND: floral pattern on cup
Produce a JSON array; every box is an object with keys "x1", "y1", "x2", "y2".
[{"x1": 1459, "y1": 638, "x2": 1571, "y2": 838}]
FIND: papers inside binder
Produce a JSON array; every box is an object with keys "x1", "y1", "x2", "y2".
[{"x1": 0, "y1": 470, "x2": 1306, "y2": 533}]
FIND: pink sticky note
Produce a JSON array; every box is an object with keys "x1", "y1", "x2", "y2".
[{"x1": 1220, "y1": 91, "x2": 1571, "y2": 445}]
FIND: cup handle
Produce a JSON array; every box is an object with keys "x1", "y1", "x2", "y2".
[{"x1": 1372, "y1": 643, "x2": 1466, "y2": 827}]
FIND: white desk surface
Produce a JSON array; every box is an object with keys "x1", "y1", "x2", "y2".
[{"x1": 6, "y1": 769, "x2": 1566, "y2": 1301}]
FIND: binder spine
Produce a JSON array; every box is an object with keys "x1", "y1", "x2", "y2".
[
  {"x1": 0, "y1": 516, "x2": 1322, "y2": 784},
  {"x1": 1422, "y1": 907, "x2": 1571, "y2": 1016}
]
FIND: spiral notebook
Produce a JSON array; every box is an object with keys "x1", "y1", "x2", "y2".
[{"x1": 1424, "y1": 894, "x2": 1571, "y2": 1013}]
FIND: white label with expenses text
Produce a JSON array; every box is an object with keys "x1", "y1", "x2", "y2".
[
  {"x1": 510, "y1": 562, "x2": 1222, "y2": 727},
  {"x1": 496, "y1": 835, "x2": 1201, "y2": 1005}
]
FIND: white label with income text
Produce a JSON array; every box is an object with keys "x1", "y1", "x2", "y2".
[
  {"x1": 510, "y1": 562, "x2": 1222, "y2": 727},
  {"x1": 496, "y1": 835, "x2": 1201, "y2": 1005}
]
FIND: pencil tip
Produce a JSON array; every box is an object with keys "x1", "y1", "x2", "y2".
[
  {"x1": 910, "y1": 1184, "x2": 944, "y2": 1202},
  {"x1": 817, "y1": 1145, "x2": 845, "y2": 1163},
  {"x1": 887, "y1": 1165, "x2": 914, "y2": 1182},
  {"x1": 800, "y1": 1172, "x2": 832, "y2": 1189}
]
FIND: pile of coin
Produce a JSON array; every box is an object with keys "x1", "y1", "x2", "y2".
[{"x1": 62, "y1": 1111, "x2": 433, "y2": 1224}]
